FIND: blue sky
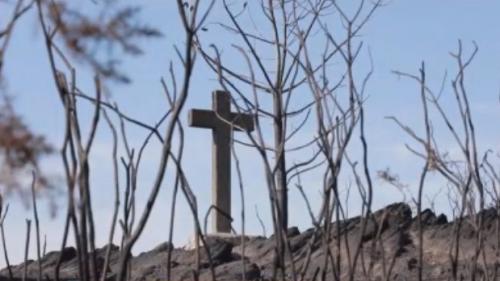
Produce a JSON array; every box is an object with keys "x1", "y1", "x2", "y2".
[{"x1": 1, "y1": 0, "x2": 500, "y2": 267}]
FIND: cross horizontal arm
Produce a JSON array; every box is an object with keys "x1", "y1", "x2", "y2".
[
  {"x1": 189, "y1": 109, "x2": 217, "y2": 129},
  {"x1": 189, "y1": 109, "x2": 255, "y2": 132},
  {"x1": 229, "y1": 112, "x2": 254, "y2": 132}
]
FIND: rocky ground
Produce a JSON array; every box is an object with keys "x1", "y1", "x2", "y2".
[{"x1": 2, "y1": 203, "x2": 500, "y2": 280}]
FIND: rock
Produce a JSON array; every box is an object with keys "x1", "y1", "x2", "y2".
[
  {"x1": 202, "y1": 238, "x2": 234, "y2": 265},
  {"x1": 232, "y1": 236, "x2": 269, "y2": 260},
  {"x1": 270, "y1": 226, "x2": 301, "y2": 239},
  {"x1": 199, "y1": 261, "x2": 260, "y2": 281},
  {"x1": 436, "y1": 214, "x2": 448, "y2": 225},
  {"x1": 42, "y1": 246, "x2": 77, "y2": 267},
  {"x1": 289, "y1": 228, "x2": 314, "y2": 252},
  {"x1": 407, "y1": 258, "x2": 418, "y2": 270},
  {"x1": 377, "y1": 202, "x2": 412, "y2": 226},
  {"x1": 151, "y1": 242, "x2": 174, "y2": 253},
  {"x1": 413, "y1": 209, "x2": 448, "y2": 227},
  {"x1": 174, "y1": 237, "x2": 234, "y2": 269},
  {"x1": 420, "y1": 209, "x2": 438, "y2": 224},
  {"x1": 184, "y1": 233, "x2": 260, "y2": 250},
  {"x1": 3, "y1": 202, "x2": 500, "y2": 281},
  {"x1": 285, "y1": 226, "x2": 300, "y2": 237}
]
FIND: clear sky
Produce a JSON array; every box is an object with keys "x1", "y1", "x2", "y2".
[{"x1": 0, "y1": 0, "x2": 499, "y2": 267}]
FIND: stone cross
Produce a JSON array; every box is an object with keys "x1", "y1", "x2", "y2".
[{"x1": 189, "y1": 90, "x2": 254, "y2": 233}]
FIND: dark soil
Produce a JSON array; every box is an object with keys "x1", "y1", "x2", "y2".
[{"x1": 2, "y1": 203, "x2": 499, "y2": 280}]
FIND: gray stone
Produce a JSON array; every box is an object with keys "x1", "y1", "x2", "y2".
[
  {"x1": 151, "y1": 242, "x2": 174, "y2": 253},
  {"x1": 199, "y1": 261, "x2": 260, "y2": 281},
  {"x1": 4, "y1": 202, "x2": 500, "y2": 281}
]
